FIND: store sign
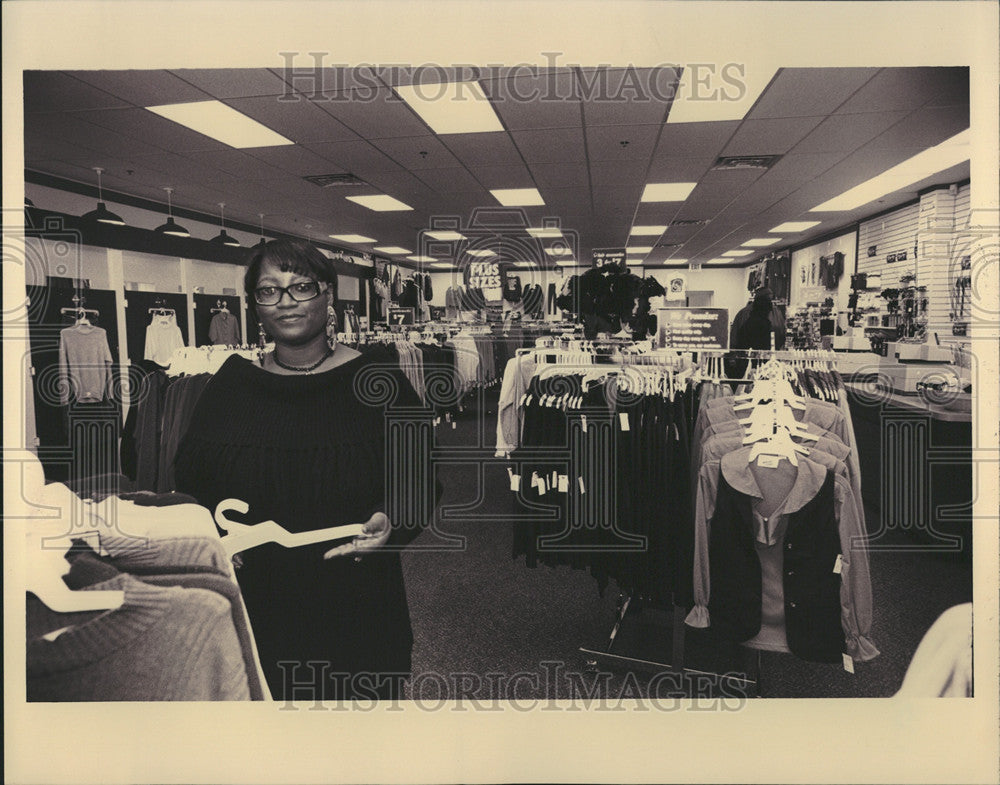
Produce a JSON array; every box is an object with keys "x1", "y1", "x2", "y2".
[
  {"x1": 592, "y1": 247, "x2": 627, "y2": 269},
  {"x1": 464, "y1": 260, "x2": 505, "y2": 302},
  {"x1": 666, "y1": 272, "x2": 687, "y2": 300},
  {"x1": 387, "y1": 306, "x2": 415, "y2": 326},
  {"x1": 656, "y1": 307, "x2": 729, "y2": 350}
]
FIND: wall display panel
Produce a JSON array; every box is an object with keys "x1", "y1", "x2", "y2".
[
  {"x1": 122, "y1": 290, "x2": 190, "y2": 364},
  {"x1": 188, "y1": 258, "x2": 243, "y2": 295},
  {"x1": 858, "y1": 201, "x2": 920, "y2": 287},
  {"x1": 790, "y1": 231, "x2": 857, "y2": 311},
  {"x1": 193, "y1": 293, "x2": 243, "y2": 347},
  {"x1": 24, "y1": 285, "x2": 122, "y2": 483}
]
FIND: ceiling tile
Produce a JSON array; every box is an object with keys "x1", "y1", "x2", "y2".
[
  {"x1": 922, "y1": 67, "x2": 970, "y2": 107},
  {"x1": 585, "y1": 124, "x2": 661, "y2": 162},
  {"x1": 747, "y1": 68, "x2": 879, "y2": 119},
  {"x1": 415, "y1": 167, "x2": 484, "y2": 193},
  {"x1": 763, "y1": 152, "x2": 845, "y2": 182},
  {"x1": 276, "y1": 65, "x2": 386, "y2": 96},
  {"x1": 654, "y1": 121, "x2": 739, "y2": 158},
  {"x1": 315, "y1": 87, "x2": 429, "y2": 139},
  {"x1": 633, "y1": 202, "x2": 685, "y2": 225},
  {"x1": 169, "y1": 69, "x2": 292, "y2": 98},
  {"x1": 224, "y1": 95, "x2": 358, "y2": 143},
  {"x1": 30, "y1": 111, "x2": 171, "y2": 158},
  {"x1": 589, "y1": 160, "x2": 647, "y2": 191},
  {"x1": 23, "y1": 72, "x2": 131, "y2": 112},
  {"x1": 244, "y1": 145, "x2": 347, "y2": 176},
  {"x1": 791, "y1": 111, "x2": 910, "y2": 154},
  {"x1": 542, "y1": 186, "x2": 592, "y2": 215},
  {"x1": 63, "y1": 70, "x2": 213, "y2": 107},
  {"x1": 836, "y1": 67, "x2": 965, "y2": 114},
  {"x1": 304, "y1": 139, "x2": 404, "y2": 175},
  {"x1": 185, "y1": 149, "x2": 291, "y2": 181},
  {"x1": 529, "y1": 162, "x2": 589, "y2": 189},
  {"x1": 862, "y1": 104, "x2": 970, "y2": 150},
  {"x1": 71, "y1": 107, "x2": 229, "y2": 153},
  {"x1": 677, "y1": 170, "x2": 765, "y2": 217},
  {"x1": 511, "y1": 127, "x2": 586, "y2": 163},
  {"x1": 485, "y1": 72, "x2": 582, "y2": 130},
  {"x1": 473, "y1": 164, "x2": 535, "y2": 189},
  {"x1": 578, "y1": 67, "x2": 680, "y2": 126},
  {"x1": 380, "y1": 66, "x2": 487, "y2": 86},
  {"x1": 369, "y1": 135, "x2": 461, "y2": 169},
  {"x1": 646, "y1": 155, "x2": 714, "y2": 181},
  {"x1": 722, "y1": 116, "x2": 825, "y2": 156},
  {"x1": 442, "y1": 132, "x2": 523, "y2": 167}
]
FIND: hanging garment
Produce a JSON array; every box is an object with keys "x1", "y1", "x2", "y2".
[
  {"x1": 503, "y1": 275, "x2": 523, "y2": 303},
  {"x1": 819, "y1": 252, "x2": 845, "y2": 289},
  {"x1": 208, "y1": 311, "x2": 241, "y2": 346},
  {"x1": 58, "y1": 324, "x2": 113, "y2": 404},
  {"x1": 144, "y1": 314, "x2": 185, "y2": 366},
  {"x1": 423, "y1": 274, "x2": 433, "y2": 303}
]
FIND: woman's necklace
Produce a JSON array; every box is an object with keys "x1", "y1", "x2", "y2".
[{"x1": 272, "y1": 347, "x2": 333, "y2": 374}]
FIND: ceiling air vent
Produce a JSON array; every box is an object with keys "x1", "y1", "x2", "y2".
[
  {"x1": 712, "y1": 155, "x2": 782, "y2": 171},
  {"x1": 670, "y1": 219, "x2": 709, "y2": 228},
  {"x1": 303, "y1": 173, "x2": 368, "y2": 187}
]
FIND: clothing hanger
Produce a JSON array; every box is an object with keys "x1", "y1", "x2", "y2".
[
  {"x1": 213, "y1": 499, "x2": 365, "y2": 558},
  {"x1": 26, "y1": 530, "x2": 125, "y2": 613},
  {"x1": 746, "y1": 426, "x2": 809, "y2": 466}
]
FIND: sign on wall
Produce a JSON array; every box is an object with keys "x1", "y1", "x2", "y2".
[
  {"x1": 656, "y1": 307, "x2": 729, "y2": 350},
  {"x1": 464, "y1": 260, "x2": 506, "y2": 302}
]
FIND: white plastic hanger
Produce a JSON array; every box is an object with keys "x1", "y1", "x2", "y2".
[
  {"x1": 26, "y1": 531, "x2": 125, "y2": 613},
  {"x1": 213, "y1": 499, "x2": 364, "y2": 558},
  {"x1": 747, "y1": 427, "x2": 809, "y2": 467}
]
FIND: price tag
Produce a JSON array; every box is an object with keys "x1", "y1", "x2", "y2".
[
  {"x1": 451, "y1": 421, "x2": 456, "y2": 429},
  {"x1": 756, "y1": 454, "x2": 780, "y2": 469},
  {"x1": 581, "y1": 415, "x2": 588, "y2": 433},
  {"x1": 619, "y1": 412, "x2": 630, "y2": 431},
  {"x1": 558, "y1": 475, "x2": 569, "y2": 493},
  {"x1": 578, "y1": 476, "x2": 586, "y2": 495},
  {"x1": 842, "y1": 653, "x2": 855, "y2": 674},
  {"x1": 833, "y1": 554, "x2": 843, "y2": 574},
  {"x1": 433, "y1": 417, "x2": 441, "y2": 427},
  {"x1": 510, "y1": 474, "x2": 521, "y2": 492}
]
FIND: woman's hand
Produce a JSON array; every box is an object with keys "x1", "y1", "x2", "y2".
[{"x1": 323, "y1": 512, "x2": 391, "y2": 561}]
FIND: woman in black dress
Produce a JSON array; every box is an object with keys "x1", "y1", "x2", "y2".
[{"x1": 174, "y1": 239, "x2": 431, "y2": 701}]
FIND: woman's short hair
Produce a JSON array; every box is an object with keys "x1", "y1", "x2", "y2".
[{"x1": 244, "y1": 239, "x2": 339, "y2": 313}]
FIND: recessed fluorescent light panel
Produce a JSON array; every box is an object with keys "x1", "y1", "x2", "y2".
[
  {"x1": 146, "y1": 101, "x2": 294, "y2": 148},
  {"x1": 663, "y1": 259, "x2": 689, "y2": 265},
  {"x1": 527, "y1": 228, "x2": 563, "y2": 238},
  {"x1": 640, "y1": 183, "x2": 697, "y2": 202},
  {"x1": 556, "y1": 260, "x2": 578, "y2": 267},
  {"x1": 544, "y1": 247, "x2": 573, "y2": 256},
  {"x1": 407, "y1": 255, "x2": 437, "y2": 262},
  {"x1": 425, "y1": 231, "x2": 467, "y2": 241},
  {"x1": 374, "y1": 246, "x2": 412, "y2": 255},
  {"x1": 466, "y1": 249, "x2": 497, "y2": 257},
  {"x1": 513, "y1": 261, "x2": 536, "y2": 268},
  {"x1": 630, "y1": 225, "x2": 668, "y2": 235},
  {"x1": 705, "y1": 258, "x2": 734, "y2": 264},
  {"x1": 742, "y1": 238, "x2": 782, "y2": 247},
  {"x1": 491, "y1": 188, "x2": 545, "y2": 206},
  {"x1": 810, "y1": 130, "x2": 970, "y2": 212},
  {"x1": 329, "y1": 234, "x2": 375, "y2": 243},
  {"x1": 395, "y1": 81, "x2": 504, "y2": 134},
  {"x1": 721, "y1": 249, "x2": 754, "y2": 257},
  {"x1": 769, "y1": 221, "x2": 821, "y2": 233},
  {"x1": 626, "y1": 246, "x2": 654, "y2": 254},
  {"x1": 346, "y1": 194, "x2": 413, "y2": 212},
  {"x1": 431, "y1": 262, "x2": 454, "y2": 268},
  {"x1": 667, "y1": 67, "x2": 778, "y2": 124}
]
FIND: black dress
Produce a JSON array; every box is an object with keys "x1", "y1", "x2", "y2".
[{"x1": 174, "y1": 347, "x2": 429, "y2": 700}]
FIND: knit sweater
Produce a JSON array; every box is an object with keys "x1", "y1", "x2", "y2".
[
  {"x1": 58, "y1": 325, "x2": 113, "y2": 404},
  {"x1": 27, "y1": 574, "x2": 250, "y2": 701}
]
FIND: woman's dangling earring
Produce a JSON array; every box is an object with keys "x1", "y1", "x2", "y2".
[
  {"x1": 327, "y1": 305, "x2": 338, "y2": 352},
  {"x1": 258, "y1": 323, "x2": 268, "y2": 349}
]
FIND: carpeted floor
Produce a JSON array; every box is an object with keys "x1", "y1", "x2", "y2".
[{"x1": 400, "y1": 387, "x2": 974, "y2": 700}]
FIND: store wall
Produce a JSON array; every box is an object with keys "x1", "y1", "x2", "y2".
[
  {"x1": 188, "y1": 259, "x2": 244, "y2": 295},
  {"x1": 646, "y1": 267, "x2": 748, "y2": 325},
  {"x1": 857, "y1": 201, "x2": 920, "y2": 287},
  {"x1": 24, "y1": 237, "x2": 111, "y2": 289},
  {"x1": 790, "y1": 231, "x2": 857, "y2": 311}
]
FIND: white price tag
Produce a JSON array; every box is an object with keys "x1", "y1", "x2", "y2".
[
  {"x1": 581, "y1": 415, "x2": 588, "y2": 433},
  {"x1": 578, "y1": 476, "x2": 586, "y2": 494},
  {"x1": 451, "y1": 421, "x2": 456, "y2": 429},
  {"x1": 756, "y1": 454, "x2": 780, "y2": 469},
  {"x1": 619, "y1": 412, "x2": 630, "y2": 431},
  {"x1": 842, "y1": 653, "x2": 855, "y2": 674},
  {"x1": 510, "y1": 474, "x2": 521, "y2": 492},
  {"x1": 558, "y1": 475, "x2": 569, "y2": 493},
  {"x1": 833, "y1": 554, "x2": 843, "y2": 574}
]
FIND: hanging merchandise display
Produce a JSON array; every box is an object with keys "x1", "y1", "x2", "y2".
[{"x1": 144, "y1": 307, "x2": 185, "y2": 366}]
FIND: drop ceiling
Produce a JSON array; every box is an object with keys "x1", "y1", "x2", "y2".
[{"x1": 22, "y1": 66, "x2": 970, "y2": 267}]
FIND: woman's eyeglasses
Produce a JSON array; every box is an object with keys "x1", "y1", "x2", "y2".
[{"x1": 254, "y1": 281, "x2": 326, "y2": 306}]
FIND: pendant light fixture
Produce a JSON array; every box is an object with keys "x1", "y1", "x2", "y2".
[
  {"x1": 81, "y1": 167, "x2": 126, "y2": 226},
  {"x1": 255, "y1": 213, "x2": 268, "y2": 248},
  {"x1": 155, "y1": 187, "x2": 190, "y2": 238},
  {"x1": 210, "y1": 202, "x2": 241, "y2": 247}
]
